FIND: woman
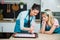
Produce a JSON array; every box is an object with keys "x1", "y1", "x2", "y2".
[
  {"x1": 14, "y1": 4, "x2": 40, "y2": 33},
  {"x1": 40, "y1": 9, "x2": 60, "y2": 34}
]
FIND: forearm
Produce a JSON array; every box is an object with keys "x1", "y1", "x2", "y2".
[
  {"x1": 41, "y1": 24, "x2": 46, "y2": 33},
  {"x1": 23, "y1": 26, "x2": 34, "y2": 33},
  {"x1": 22, "y1": 26, "x2": 34, "y2": 31},
  {"x1": 40, "y1": 27, "x2": 45, "y2": 33},
  {"x1": 23, "y1": 27, "x2": 31, "y2": 31},
  {"x1": 44, "y1": 26, "x2": 56, "y2": 34},
  {"x1": 45, "y1": 25, "x2": 57, "y2": 34},
  {"x1": 44, "y1": 31, "x2": 53, "y2": 34},
  {"x1": 41, "y1": 21, "x2": 46, "y2": 33},
  {"x1": 40, "y1": 24, "x2": 46, "y2": 33}
]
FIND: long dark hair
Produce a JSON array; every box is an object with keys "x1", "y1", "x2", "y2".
[
  {"x1": 31, "y1": 3, "x2": 40, "y2": 12},
  {"x1": 28, "y1": 4, "x2": 40, "y2": 27},
  {"x1": 28, "y1": 10, "x2": 30, "y2": 27}
]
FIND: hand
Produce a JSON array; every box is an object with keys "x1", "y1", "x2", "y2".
[
  {"x1": 42, "y1": 21, "x2": 46, "y2": 25},
  {"x1": 28, "y1": 27, "x2": 34, "y2": 33},
  {"x1": 41, "y1": 30, "x2": 45, "y2": 34},
  {"x1": 28, "y1": 29, "x2": 34, "y2": 33},
  {"x1": 45, "y1": 31, "x2": 52, "y2": 35},
  {"x1": 40, "y1": 29, "x2": 45, "y2": 34}
]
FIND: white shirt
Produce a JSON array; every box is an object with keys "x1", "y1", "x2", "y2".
[
  {"x1": 53, "y1": 18, "x2": 59, "y2": 28},
  {"x1": 16, "y1": 10, "x2": 35, "y2": 30}
]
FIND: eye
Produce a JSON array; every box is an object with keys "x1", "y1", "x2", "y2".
[
  {"x1": 44, "y1": 16, "x2": 46, "y2": 18},
  {"x1": 43, "y1": 16, "x2": 46, "y2": 18}
]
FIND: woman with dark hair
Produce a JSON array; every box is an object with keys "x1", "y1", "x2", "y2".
[{"x1": 14, "y1": 3, "x2": 40, "y2": 33}]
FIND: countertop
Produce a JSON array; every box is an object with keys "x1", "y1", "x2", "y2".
[
  {"x1": 0, "y1": 20, "x2": 15, "y2": 23},
  {"x1": 0, "y1": 33, "x2": 60, "y2": 40}
]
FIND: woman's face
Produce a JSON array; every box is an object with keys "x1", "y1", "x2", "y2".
[
  {"x1": 42, "y1": 13, "x2": 49, "y2": 22},
  {"x1": 30, "y1": 9, "x2": 39, "y2": 16}
]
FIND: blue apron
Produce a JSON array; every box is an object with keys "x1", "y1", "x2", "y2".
[
  {"x1": 45, "y1": 25, "x2": 60, "y2": 34},
  {"x1": 14, "y1": 13, "x2": 33, "y2": 33}
]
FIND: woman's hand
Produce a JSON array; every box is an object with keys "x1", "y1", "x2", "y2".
[
  {"x1": 41, "y1": 30, "x2": 45, "y2": 34},
  {"x1": 45, "y1": 25, "x2": 57, "y2": 34},
  {"x1": 40, "y1": 28, "x2": 45, "y2": 34},
  {"x1": 28, "y1": 28, "x2": 34, "y2": 33},
  {"x1": 42, "y1": 20, "x2": 46, "y2": 25},
  {"x1": 45, "y1": 31, "x2": 52, "y2": 35},
  {"x1": 28, "y1": 26, "x2": 34, "y2": 33}
]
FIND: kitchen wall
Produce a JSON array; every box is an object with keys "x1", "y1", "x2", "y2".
[
  {"x1": 41, "y1": 0, "x2": 60, "y2": 12},
  {"x1": 0, "y1": 0, "x2": 40, "y2": 32},
  {"x1": 3, "y1": 0, "x2": 41, "y2": 9},
  {"x1": 41, "y1": 0, "x2": 60, "y2": 25}
]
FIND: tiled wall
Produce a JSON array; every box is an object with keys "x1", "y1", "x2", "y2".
[{"x1": 41, "y1": 0, "x2": 60, "y2": 12}]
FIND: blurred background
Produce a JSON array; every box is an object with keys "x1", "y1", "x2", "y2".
[
  {"x1": 0, "y1": 0, "x2": 60, "y2": 40},
  {"x1": 41, "y1": 0, "x2": 60, "y2": 25},
  {"x1": 0, "y1": 0, "x2": 40, "y2": 33}
]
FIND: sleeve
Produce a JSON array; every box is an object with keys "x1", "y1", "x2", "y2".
[
  {"x1": 30, "y1": 17, "x2": 36, "y2": 27},
  {"x1": 53, "y1": 19, "x2": 59, "y2": 27},
  {"x1": 20, "y1": 14, "x2": 24, "y2": 30},
  {"x1": 16, "y1": 11, "x2": 27, "y2": 30},
  {"x1": 16, "y1": 12, "x2": 21, "y2": 20}
]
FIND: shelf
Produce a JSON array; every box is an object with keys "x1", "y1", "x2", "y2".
[{"x1": 0, "y1": 20, "x2": 15, "y2": 23}]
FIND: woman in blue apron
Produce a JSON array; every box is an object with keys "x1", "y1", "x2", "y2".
[
  {"x1": 14, "y1": 4, "x2": 40, "y2": 33},
  {"x1": 40, "y1": 9, "x2": 60, "y2": 34}
]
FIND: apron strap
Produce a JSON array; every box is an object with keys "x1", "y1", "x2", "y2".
[{"x1": 25, "y1": 10, "x2": 33, "y2": 27}]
